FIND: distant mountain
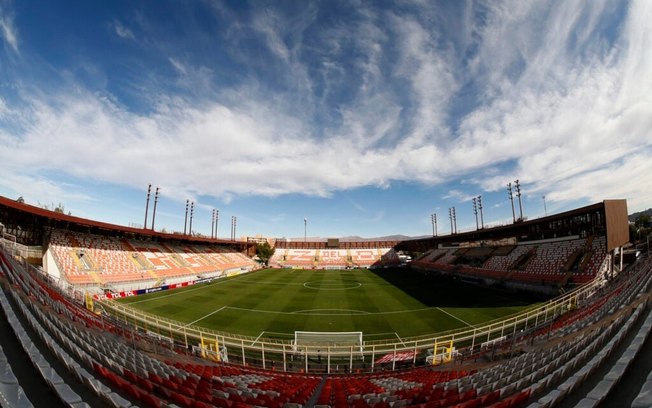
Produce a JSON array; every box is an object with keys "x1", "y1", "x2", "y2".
[
  {"x1": 629, "y1": 208, "x2": 652, "y2": 222},
  {"x1": 339, "y1": 235, "x2": 419, "y2": 242},
  {"x1": 284, "y1": 234, "x2": 429, "y2": 242}
]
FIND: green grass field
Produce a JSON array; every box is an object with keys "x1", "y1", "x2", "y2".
[{"x1": 117, "y1": 268, "x2": 539, "y2": 341}]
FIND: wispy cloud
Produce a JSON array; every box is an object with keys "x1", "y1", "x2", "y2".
[
  {"x1": 0, "y1": 3, "x2": 18, "y2": 53},
  {"x1": 1, "y1": 0, "x2": 650, "y2": 218},
  {"x1": 113, "y1": 20, "x2": 134, "y2": 40},
  {"x1": 443, "y1": 190, "x2": 476, "y2": 203}
]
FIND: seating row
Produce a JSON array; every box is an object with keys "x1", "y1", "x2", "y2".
[{"x1": 48, "y1": 230, "x2": 256, "y2": 286}]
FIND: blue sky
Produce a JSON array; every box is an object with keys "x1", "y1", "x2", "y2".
[{"x1": 0, "y1": 0, "x2": 651, "y2": 240}]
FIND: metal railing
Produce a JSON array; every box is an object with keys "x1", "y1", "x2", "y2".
[{"x1": 97, "y1": 269, "x2": 618, "y2": 374}]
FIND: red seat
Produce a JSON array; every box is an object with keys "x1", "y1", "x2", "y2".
[
  {"x1": 141, "y1": 392, "x2": 163, "y2": 408},
  {"x1": 454, "y1": 399, "x2": 480, "y2": 408},
  {"x1": 170, "y1": 392, "x2": 193, "y2": 408},
  {"x1": 480, "y1": 390, "x2": 500, "y2": 406}
]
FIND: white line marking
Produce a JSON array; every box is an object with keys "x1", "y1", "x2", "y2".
[
  {"x1": 251, "y1": 331, "x2": 266, "y2": 346},
  {"x1": 436, "y1": 307, "x2": 474, "y2": 327},
  {"x1": 184, "y1": 306, "x2": 226, "y2": 327},
  {"x1": 292, "y1": 308, "x2": 369, "y2": 315},
  {"x1": 126, "y1": 273, "x2": 250, "y2": 304},
  {"x1": 395, "y1": 332, "x2": 407, "y2": 346}
]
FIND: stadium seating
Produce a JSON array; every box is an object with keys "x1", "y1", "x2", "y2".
[
  {"x1": 272, "y1": 247, "x2": 400, "y2": 269},
  {"x1": 413, "y1": 237, "x2": 610, "y2": 287},
  {"x1": 1, "y1": 242, "x2": 650, "y2": 408},
  {"x1": 48, "y1": 230, "x2": 255, "y2": 286}
]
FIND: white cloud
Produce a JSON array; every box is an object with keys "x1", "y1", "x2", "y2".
[
  {"x1": 0, "y1": 5, "x2": 18, "y2": 53},
  {"x1": 113, "y1": 20, "x2": 134, "y2": 40},
  {"x1": 1, "y1": 0, "x2": 651, "y2": 215}
]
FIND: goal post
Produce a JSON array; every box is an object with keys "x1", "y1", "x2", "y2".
[{"x1": 294, "y1": 331, "x2": 363, "y2": 355}]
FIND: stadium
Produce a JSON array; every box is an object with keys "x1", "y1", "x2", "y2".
[{"x1": 1, "y1": 195, "x2": 651, "y2": 408}]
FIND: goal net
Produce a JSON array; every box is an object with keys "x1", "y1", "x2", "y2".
[{"x1": 294, "y1": 331, "x2": 363, "y2": 355}]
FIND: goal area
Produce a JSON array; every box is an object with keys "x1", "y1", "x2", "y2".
[{"x1": 294, "y1": 331, "x2": 363, "y2": 354}]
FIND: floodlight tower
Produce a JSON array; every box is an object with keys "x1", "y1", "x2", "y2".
[
  {"x1": 472, "y1": 197, "x2": 479, "y2": 230},
  {"x1": 452, "y1": 207, "x2": 457, "y2": 234},
  {"x1": 431, "y1": 214, "x2": 435, "y2": 236},
  {"x1": 184, "y1": 200, "x2": 190, "y2": 235},
  {"x1": 151, "y1": 187, "x2": 160, "y2": 231},
  {"x1": 515, "y1": 179, "x2": 524, "y2": 221},
  {"x1": 211, "y1": 209, "x2": 216, "y2": 239},
  {"x1": 507, "y1": 183, "x2": 516, "y2": 223},
  {"x1": 434, "y1": 213, "x2": 438, "y2": 236},
  {"x1": 304, "y1": 218, "x2": 307, "y2": 242},
  {"x1": 144, "y1": 184, "x2": 152, "y2": 229},
  {"x1": 449, "y1": 208, "x2": 453, "y2": 235},
  {"x1": 542, "y1": 195, "x2": 547, "y2": 217},
  {"x1": 478, "y1": 195, "x2": 484, "y2": 229},
  {"x1": 188, "y1": 202, "x2": 195, "y2": 236}
]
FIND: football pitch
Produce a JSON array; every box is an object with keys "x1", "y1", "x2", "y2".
[{"x1": 116, "y1": 268, "x2": 539, "y2": 341}]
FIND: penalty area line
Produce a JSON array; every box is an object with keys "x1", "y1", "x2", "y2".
[
  {"x1": 435, "y1": 307, "x2": 475, "y2": 328},
  {"x1": 184, "y1": 306, "x2": 227, "y2": 327}
]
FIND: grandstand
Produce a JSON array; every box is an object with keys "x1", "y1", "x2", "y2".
[
  {"x1": 1, "y1": 195, "x2": 652, "y2": 407},
  {"x1": 405, "y1": 200, "x2": 626, "y2": 295},
  {"x1": 46, "y1": 230, "x2": 256, "y2": 290},
  {"x1": 271, "y1": 240, "x2": 401, "y2": 269}
]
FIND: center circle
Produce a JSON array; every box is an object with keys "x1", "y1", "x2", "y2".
[{"x1": 303, "y1": 280, "x2": 362, "y2": 290}]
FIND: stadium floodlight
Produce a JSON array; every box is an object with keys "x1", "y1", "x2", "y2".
[
  {"x1": 151, "y1": 187, "x2": 160, "y2": 231},
  {"x1": 507, "y1": 183, "x2": 516, "y2": 223},
  {"x1": 184, "y1": 200, "x2": 190, "y2": 235},
  {"x1": 515, "y1": 179, "x2": 524, "y2": 221},
  {"x1": 304, "y1": 218, "x2": 307, "y2": 242},
  {"x1": 478, "y1": 195, "x2": 484, "y2": 229},
  {"x1": 449, "y1": 208, "x2": 453, "y2": 235},
  {"x1": 144, "y1": 184, "x2": 152, "y2": 230},
  {"x1": 434, "y1": 213, "x2": 438, "y2": 236},
  {"x1": 542, "y1": 195, "x2": 547, "y2": 217},
  {"x1": 211, "y1": 209, "x2": 219, "y2": 239},
  {"x1": 211, "y1": 209, "x2": 215, "y2": 239},
  {"x1": 472, "y1": 197, "x2": 479, "y2": 230},
  {"x1": 452, "y1": 207, "x2": 457, "y2": 234},
  {"x1": 189, "y1": 202, "x2": 195, "y2": 236},
  {"x1": 431, "y1": 213, "x2": 435, "y2": 236}
]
